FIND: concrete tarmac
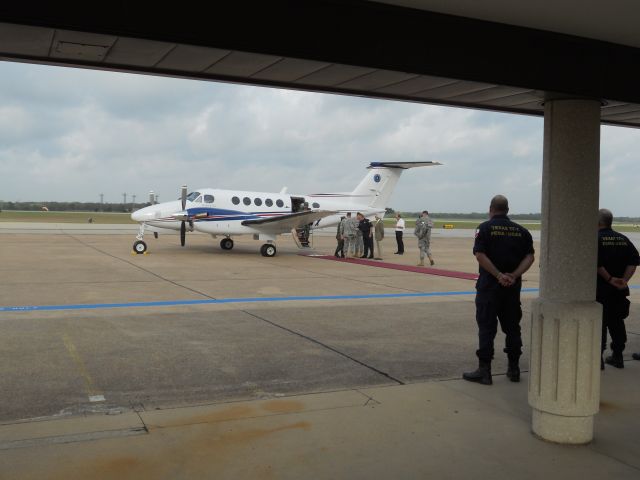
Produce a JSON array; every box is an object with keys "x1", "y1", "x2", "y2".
[{"x1": 1, "y1": 226, "x2": 639, "y2": 478}]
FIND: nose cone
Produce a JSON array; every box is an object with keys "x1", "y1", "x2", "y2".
[
  {"x1": 131, "y1": 209, "x2": 144, "y2": 222},
  {"x1": 131, "y1": 205, "x2": 155, "y2": 222}
]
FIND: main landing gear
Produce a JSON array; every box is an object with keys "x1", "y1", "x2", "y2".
[
  {"x1": 220, "y1": 236, "x2": 276, "y2": 257},
  {"x1": 220, "y1": 237, "x2": 234, "y2": 250},
  {"x1": 260, "y1": 243, "x2": 277, "y2": 257}
]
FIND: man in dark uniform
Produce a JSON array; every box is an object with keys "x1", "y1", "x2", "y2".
[
  {"x1": 463, "y1": 195, "x2": 535, "y2": 385},
  {"x1": 597, "y1": 208, "x2": 639, "y2": 369},
  {"x1": 358, "y1": 214, "x2": 374, "y2": 258}
]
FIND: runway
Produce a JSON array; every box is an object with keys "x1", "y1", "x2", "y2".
[{"x1": 0, "y1": 225, "x2": 638, "y2": 426}]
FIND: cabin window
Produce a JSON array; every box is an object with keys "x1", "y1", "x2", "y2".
[
  {"x1": 243, "y1": 197, "x2": 251, "y2": 206},
  {"x1": 265, "y1": 199, "x2": 273, "y2": 207},
  {"x1": 204, "y1": 195, "x2": 214, "y2": 203},
  {"x1": 186, "y1": 192, "x2": 200, "y2": 201},
  {"x1": 312, "y1": 202, "x2": 320, "y2": 208},
  {"x1": 254, "y1": 198, "x2": 262, "y2": 206},
  {"x1": 232, "y1": 196, "x2": 240, "y2": 205},
  {"x1": 276, "y1": 199, "x2": 284, "y2": 208}
]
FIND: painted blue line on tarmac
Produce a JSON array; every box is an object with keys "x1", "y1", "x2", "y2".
[
  {"x1": 4, "y1": 285, "x2": 639, "y2": 313},
  {"x1": 0, "y1": 288, "x2": 542, "y2": 313}
]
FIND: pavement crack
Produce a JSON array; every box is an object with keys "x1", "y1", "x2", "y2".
[
  {"x1": 363, "y1": 397, "x2": 381, "y2": 407},
  {"x1": 134, "y1": 410, "x2": 149, "y2": 434},
  {"x1": 241, "y1": 310, "x2": 405, "y2": 386},
  {"x1": 66, "y1": 234, "x2": 215, "y2": 300}
]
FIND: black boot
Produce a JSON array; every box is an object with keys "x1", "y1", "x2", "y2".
[
  {"x1": 506, "y1": 356, "x2": 520, "y2": 382},
  {"x1": 605, "y1": 353, "x2": 624, "y2": 369},
  {"x1": 463, "y1": 361, "x2": 492, "y2": 385}
]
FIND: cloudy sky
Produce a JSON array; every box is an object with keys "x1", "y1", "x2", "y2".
[{"x1": 1, "y1": 61, "x2": 639, "y2": 215}]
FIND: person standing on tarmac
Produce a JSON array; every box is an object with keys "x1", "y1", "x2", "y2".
[
  {"x1": 357, "y1": 213, "x2": 373, "y2": 258},
  {"x1": 463, "y1": 195, "x2": 535, "y2": 386},
  {"x1": 342, "y1": 212, "x2": 357, "y2": 258},
  {"x1": 596, "y1": 208, "x2": 639, "y2": 369},
  {"x1": 354, "y1": 214, "x2": 364, "y2": 258},
  {"x1": 373, "y1": 215, "x2": 385, "y2": 260},
  {"x1": 414, "y1": 210, "x2": 435, "y2": 266},
  {"x1": 394, "y1": 213, "x2": 405, "y2": 255},
  {"x1": 335, "y1": 216, "x2": 346, "y2": 258}
]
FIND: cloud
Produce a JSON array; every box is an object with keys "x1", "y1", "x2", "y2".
[{"x1": 0, "y1": 62, "x2": 639, "y2": 215}]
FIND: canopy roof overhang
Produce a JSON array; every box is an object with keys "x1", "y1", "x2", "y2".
[{"x1": 1, "y1": 1, "x2": 640, "y2": 126}]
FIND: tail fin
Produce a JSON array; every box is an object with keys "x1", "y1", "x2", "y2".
[{"x1": 351, "y1": 162, "x2": 441, "y2": 209}]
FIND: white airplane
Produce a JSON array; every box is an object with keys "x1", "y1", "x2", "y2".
[{"x1": 130, "y1": 161, "x2": 440, "y2": 256}]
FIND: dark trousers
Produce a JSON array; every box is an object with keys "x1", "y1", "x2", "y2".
[
  {"x1": 599, "y1": 298, "x2": 630, "y2": 355},
  {"x1": 395, "y1": 231, "x2": 404, "y2": 253},
  {"x1": 334, "y1": 238, "x2": 344, "y2": 257},
  {"x1": 363, "y1": 236, "x2": 374, "y2": 258},
  {"x1": 475, "y1": 288, "x2": 523, "y2": 362}
]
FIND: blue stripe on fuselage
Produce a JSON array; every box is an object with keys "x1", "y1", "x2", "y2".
[{"x1": 186, "y1": 207, "x2": 287, "y2": 222}]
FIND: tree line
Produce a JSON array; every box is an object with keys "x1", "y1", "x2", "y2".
[
  {"x1": 386, "y1": 208, "x2": 640, "y2": 223},
  {"x1": 0, "y1": 201, "x2": 146, "y2": 213}
]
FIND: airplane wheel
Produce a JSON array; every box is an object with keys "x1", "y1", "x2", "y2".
[
  {"x1": 220, "y1": 238, "x2": 234, "y2": 250},
  {"x1": 260, "y1": 244, "x2": 277, "y2": 257},
  {"x1": 133, "y1": 240, "x2": 147, "y2": 254}
]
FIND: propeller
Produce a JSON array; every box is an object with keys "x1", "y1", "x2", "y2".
[{"x1": 180, "y1": 185, "x2": 187, "y2": 247}]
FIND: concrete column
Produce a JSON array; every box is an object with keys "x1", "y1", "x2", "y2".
[{"x1": 528, "y1": 98, "x2": 602, "y2": 444}]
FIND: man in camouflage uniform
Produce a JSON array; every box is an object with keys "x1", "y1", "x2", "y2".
[
  {"x1": 354, "y1": 213, "x2": 364, "y2": 258},
  {"x1": 342, "y1": 212, "x2": 357, "y2": 258},
  {"x1": 373, "y1": 215, "x2": 385, "y2": 260},
  {"x1": 415, "y1": 210, "x2": 435, "y2": 266},
  {"x1": 334, "y1": 216, "x2": 346, "y2": 258}
]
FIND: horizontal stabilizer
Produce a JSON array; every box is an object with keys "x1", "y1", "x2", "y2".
[{"x1": 368, "y1": 161, "x2": 441, "y2": 169}]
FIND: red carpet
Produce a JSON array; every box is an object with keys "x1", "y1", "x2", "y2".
[{"x1": 303, "y1": 255, "x2": 478, "y2": 281}]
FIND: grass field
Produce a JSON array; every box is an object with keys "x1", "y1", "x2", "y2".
[
  {"x1": 2, "y1": 210, "x2": 639, "y2": 232},
  {"x1": 382, "y1": 217, "x2": 539, "y2": 230},
  {"x1": 0, "y1": 211, "x2": 136, "y2": 224},
  {"x1": 383, "y1": 217, "x2": 640, "y2": 233}
]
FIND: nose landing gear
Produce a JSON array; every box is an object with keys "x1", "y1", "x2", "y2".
[
  {"x1": 133, "y1": 240, "x2": 147, "y2": 254},
  {"x1": 133, "y1": 223, "x2": 148, "y2": 254}
]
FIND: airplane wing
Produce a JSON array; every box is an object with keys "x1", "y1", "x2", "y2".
[{"x1": 241, "y1": 210, "x2": 335, "y2": 232}]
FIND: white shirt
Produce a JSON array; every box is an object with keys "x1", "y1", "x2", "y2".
[{"x1": 395, "y1": 218, "x2": 405, "y2": 232}]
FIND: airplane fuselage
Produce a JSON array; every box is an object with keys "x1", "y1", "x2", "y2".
[{"x1": 133, "y1": 188, "x2": 384, "y2": 236}]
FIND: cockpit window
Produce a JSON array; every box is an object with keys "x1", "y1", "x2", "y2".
[
  {"x1": 186, "y1": 192, "x2": 200, "y2": 202},
  {"x1": 194, "y1": 195, "x2": 203, "y2": 203},
  {"x1": 204, "y1": 195, "x2": 214, "y2": 203}
]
